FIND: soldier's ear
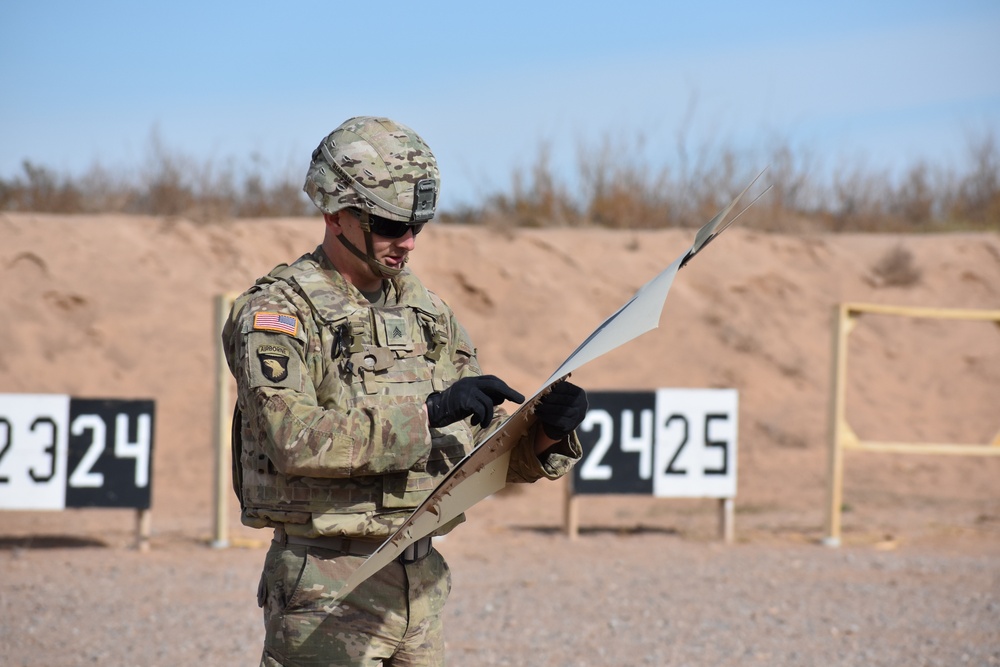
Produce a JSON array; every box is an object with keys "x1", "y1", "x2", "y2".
[{"x1": 323, "y1": 212, "x2": 343, "y2": 235}]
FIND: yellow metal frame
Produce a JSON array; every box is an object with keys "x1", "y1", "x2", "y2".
[{"x1": 823, "y1": 302, "x2": 1000, "y2": 547}]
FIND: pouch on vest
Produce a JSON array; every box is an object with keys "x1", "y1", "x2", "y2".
[{"x1": 231, "y1": 404, "x2": 245, "y2": 511}]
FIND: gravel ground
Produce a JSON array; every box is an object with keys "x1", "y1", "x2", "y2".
[{"x1": 1, "y1": 519, "x2": 997, "y2": 667}]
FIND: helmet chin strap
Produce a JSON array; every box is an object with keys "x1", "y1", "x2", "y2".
[{"x1": 336, "y1": 208, "x2": 405, "y2": 279}]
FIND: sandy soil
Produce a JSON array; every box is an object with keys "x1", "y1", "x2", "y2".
[{"x1": 0, "y1": 212, "x2": 998, "y2": 665}]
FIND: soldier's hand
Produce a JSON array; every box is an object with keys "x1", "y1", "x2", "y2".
[
  {"x1": 426, "y1": 375, "x2": 525, "y2": 428},
  {"x1": 535, "y1": 381, "x2": 588, "y2": 440}
]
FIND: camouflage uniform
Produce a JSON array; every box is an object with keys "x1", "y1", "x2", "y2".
[
  {"x1": 223, "y1": 116, "x2": 581, "y2": 665},
  {"x1": 223, "y1": 244, "x2": 580, "y2": 664}
]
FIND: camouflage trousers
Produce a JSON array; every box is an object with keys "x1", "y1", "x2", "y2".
[{"x1": 257, "y1": 540, "x2": 452, "y2": 666}]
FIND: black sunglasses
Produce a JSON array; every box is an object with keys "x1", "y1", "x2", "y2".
[{"x1": 357, "y1": 210, "x2": 425, "y2": 239}]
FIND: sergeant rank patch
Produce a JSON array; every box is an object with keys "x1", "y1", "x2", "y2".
[{"x1": 253, "y1": 312, "x2": 299, "y2": 336}]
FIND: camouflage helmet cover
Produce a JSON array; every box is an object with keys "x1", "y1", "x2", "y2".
[{"x1": 303, "y1": 116, "x2": 440, "y2": 223}]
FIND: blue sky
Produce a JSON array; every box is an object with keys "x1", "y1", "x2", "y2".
[{"x1": 2, "y1": 0, "x2": 998, "y2": 210}]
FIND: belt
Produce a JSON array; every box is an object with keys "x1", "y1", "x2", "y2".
[{"x1": 274, "y1": 526, "x2": 433, "y2": 564}]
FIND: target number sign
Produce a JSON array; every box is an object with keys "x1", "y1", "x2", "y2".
[
  {"x1": 0, "y1": 395, "x2": 155, "y2": 510},
  {"x1": 573, "y1": 389, "x2": 737, "y2": 497}
]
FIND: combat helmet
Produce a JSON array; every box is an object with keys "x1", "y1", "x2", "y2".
[{"x1": 303, "y1": 116, "x2": 440, "y2": 277}]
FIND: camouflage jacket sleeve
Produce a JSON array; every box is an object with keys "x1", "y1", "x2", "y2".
[
  {"x1": 225, "y1": 285, "x2": 433, "y2": 479},
  {"x1": 507, "y1": 423, "x2": 583, "y2": 483}
]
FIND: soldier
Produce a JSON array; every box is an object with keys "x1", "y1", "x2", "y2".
[{"x1": 222, "y1": 116, "x2": 588, "y2": 666}]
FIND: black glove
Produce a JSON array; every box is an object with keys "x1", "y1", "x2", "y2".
[
  {"x1": 535, "y1": 381, "x2": 588, "y2": 440},
  {"x1": 426, "y1": 375, "x2": 525, "y2": 428}
]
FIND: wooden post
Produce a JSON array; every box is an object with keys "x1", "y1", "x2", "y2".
[
  {"x1": 136, "y1": 508, "x2": 151, "y2": 552},
  {"x1": 211, "y1": 294, "x2": 233, "y2": 549},
  {"x1": 719, "y1": 497, "x2": 734, "y2": 544},
  {"x1": 564, "y1": 475, "x2": 579, "y2": 540}
]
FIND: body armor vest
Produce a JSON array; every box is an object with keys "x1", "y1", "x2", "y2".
[{"x1": 230, "y1": 253, "x2": 477, "y2": 536}]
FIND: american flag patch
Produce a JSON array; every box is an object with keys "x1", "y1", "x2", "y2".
[{"x1": 253, "y1": 312, "x2": 299, "y2": 336}]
